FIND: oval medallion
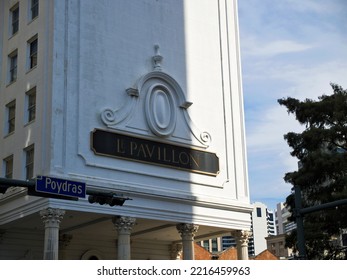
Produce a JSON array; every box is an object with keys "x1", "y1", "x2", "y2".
[
  {"x1": 145, "y1": 84, "x2": 176, "y2": 137},
  {"x1": 153, "y1": 90, "x2": 171, "y2": 129}
]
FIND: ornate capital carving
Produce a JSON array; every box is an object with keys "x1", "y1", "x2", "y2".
[
  {"x1": 40, "y1": 207, "x2": 65, "y2": 228},
  {"x1": 112, "y1": 216, "x2": 136, "y2": 234},
  {"x1": 170, "y1": 243, "x2": 183, "y2": 260},
  {"x1": 176, "y1": 223, "x2": 199, "y2": 239},
  {"x1": 234, "y1": 230, "x2": 251, "y2": 247}
]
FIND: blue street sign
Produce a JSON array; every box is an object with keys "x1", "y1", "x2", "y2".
[{"x1": 36, "y1": 176, "x2": 86, "y2": 199}]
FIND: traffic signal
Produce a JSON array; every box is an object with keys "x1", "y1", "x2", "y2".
[{"x1": 88, "y1": 192, "x2": 129, "y2": 207}]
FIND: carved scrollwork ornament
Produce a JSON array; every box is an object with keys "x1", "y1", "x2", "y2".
[
  {"x1": 40, "y1": 207, "x2": 65, "y2": 227},
  {"x1": 112, "y1": 216, "x2": 136, "y2": 234},
  {"x1": 235, "y1": 230, "x2": 251, "y2": 247},
  {"x1": 176, "y1": 223, "x2": 199, "y2": 239},
  {"x1": 100, "y1": 44, "x2": 212, "y2": 148},
  {"x1": 200, "y1": 132, "x2": 212, "y2": 144},
  {"x1": 101, "y1": 108, "x2": 117, "y2": 125},
  {"x1": 170, "y1": 243, "x2": 183, "y2": 260}
]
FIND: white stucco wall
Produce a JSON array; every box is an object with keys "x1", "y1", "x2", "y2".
[
  {"x1": 47, "y1": 0, "x2": 251, "y2": 228},
  {"x1": 1, "y1": 0, "x2": 251, "y2": 231}
]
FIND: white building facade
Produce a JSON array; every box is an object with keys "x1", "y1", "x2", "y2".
[
  {"x1": 276, "y1": 202, "x2": 296, "y2": 235},
  {"x1": 248, "y1": 202, "x2": 276, "y2": 256},
  {"x1": 0, "y1": 0, "x2": 252, "y2": 260}
]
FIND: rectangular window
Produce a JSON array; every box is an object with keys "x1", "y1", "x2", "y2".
[
  {"x1": 30, "y1": 0, "x2": 39, "y2": 20},
  {"x1": 203, "y1": 240, "x2": 209, "y2": 251},
  {"x1": 4, "y1": 155, "x2": 14, "y2": 179},
  {"x1": 8, "y1": 50, "x2": 18, "y2": 83},
  {"x1": 6, "y1": 100, "x2": 16, "y2": 134},
  {"x1": 25, "y1": 145, "x2": 34, "y2": 180},
  {"x1": 211, "y1": 238, "x2": 218, "y2": 252},
  {"x1": 256, "y1": 207, "x2": 262, "y2": 217},
  {"x1": 28, "y1": 36, "x2": 38, "y2": 69},
  {"x1": 26, "y1": 87, "x2": 36, "y2": 123},
  {"x1": 10, "y1": 4, "x2": 19, "y2": 35}
]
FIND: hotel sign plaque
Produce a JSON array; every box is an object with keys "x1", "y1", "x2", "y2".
[{"x1": 91, "y1": 129, "x2": 219, "y2": 176}]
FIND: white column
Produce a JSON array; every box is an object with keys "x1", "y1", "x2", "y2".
[
  {"x1": 234, "y1": 230, "x2": 251, "y2": 260},
  {"x1": 176, "y1": 223, "x2": 199, "y2": 260},
  {"x1": 40, "y1": 207, "x2": 65, "y2": 260},
  {"x1": 112, "y1": 216, "x2": 136, "y2": 260}
]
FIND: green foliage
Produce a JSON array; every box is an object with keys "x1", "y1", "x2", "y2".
[{"x1": 279, "y1": 83, "x2": 347, "y2": 259}]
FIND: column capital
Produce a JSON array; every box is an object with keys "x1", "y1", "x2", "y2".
[
  {"x1": 40, "y1": 207, "x2": 65, "y2": 227},
  {"x1": 170, "y1": 243, "x2": 183, "y2": 260},
  {"x1": 176, "y1": 223, "x2": 199, "y2": 260},
  {"x1": 112, "y1": 216, "x2": 136, "y2": 234},
  {"x1": 233, "y1": 230, "x2": 251, "y2": 260},
  {"x1": 176, "y1": 223, "x2": 199, "y2": 241},
  {"x1": 40, "y1": 208, "x2": 65, "y2": 260},
  {"x1": 176, "y1": 223, "x2": 199, "y2": 238},
  {"x1": 112, "y1": 216, "x2": 136, "y2": 260},
  {"x1": 234, "y1": 230, "x2": 251, "y2": 246}
]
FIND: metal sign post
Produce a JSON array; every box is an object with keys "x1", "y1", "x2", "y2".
[
  {"x1": 35, "y1": 176, "x2": 86, "y2": 199},
  {"x1": 294, "y1": 185, "x2": 347, "y2": 259},
  {"x1": 0, "y1": 176, "x2": 131, "y2": 206}
]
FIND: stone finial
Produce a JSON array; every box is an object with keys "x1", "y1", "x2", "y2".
[{"x1": 153, "y1": 44, "x2": 163, "y2": 71}]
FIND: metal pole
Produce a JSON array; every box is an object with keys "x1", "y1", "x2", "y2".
[
  {"x1": 0, "y1": 178, "x2": 35, "y2": 193},
  {"x1": 294, "y1": 187, "x2": 347, "y2": 260},
  {"x1": 301, "y1": 199, "x2": 347, "y2": 215},
  {"x1": 0, "y1": 177, "x2": 34, "y2": 187},
  {"x1": 294, "y1": 185, "x2": 306, "y2": 259}
]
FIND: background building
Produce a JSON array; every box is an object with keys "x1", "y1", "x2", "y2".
[
  {"x1": 248, "y1": 202, "x2": 276, "y2": 256},
  {"x1": 265, "y1": 201, "x2": 297, "y2": 259},
  {"x1": 275, "y1": 202, "x2": 296, "y2": 235},
  {"x1": 199, "y1": 202, "x2": 276, "y2": 257},
  {"x1": 0, "y1": 0, "x2": 252, "y2": 260},
  {"x1": 266, "y1": 234, "x2": 293, "y2": 259}
]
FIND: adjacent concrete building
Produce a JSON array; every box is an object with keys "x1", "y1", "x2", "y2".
[
  {"x1": 248, "y1": 202, "x2": 276, "y2": 256},
  {"x1": 0, "y1": 0, "x2": 252, "y2": 260},
  {"x1": 276, "y1": 202, "x2": 296, "y2": 235},
  {"x1": 199, "y1": 202, "x2": 277, "y2": 258}
]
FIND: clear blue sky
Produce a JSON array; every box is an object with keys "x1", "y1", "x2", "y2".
[{"x1": 238, "y1": 0, "x2": 347, "y2": 210}]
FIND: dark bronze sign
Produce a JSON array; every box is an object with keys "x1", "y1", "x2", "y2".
[{"x1": 91, "y1": 129, "x2": 219, "y2": 176}]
